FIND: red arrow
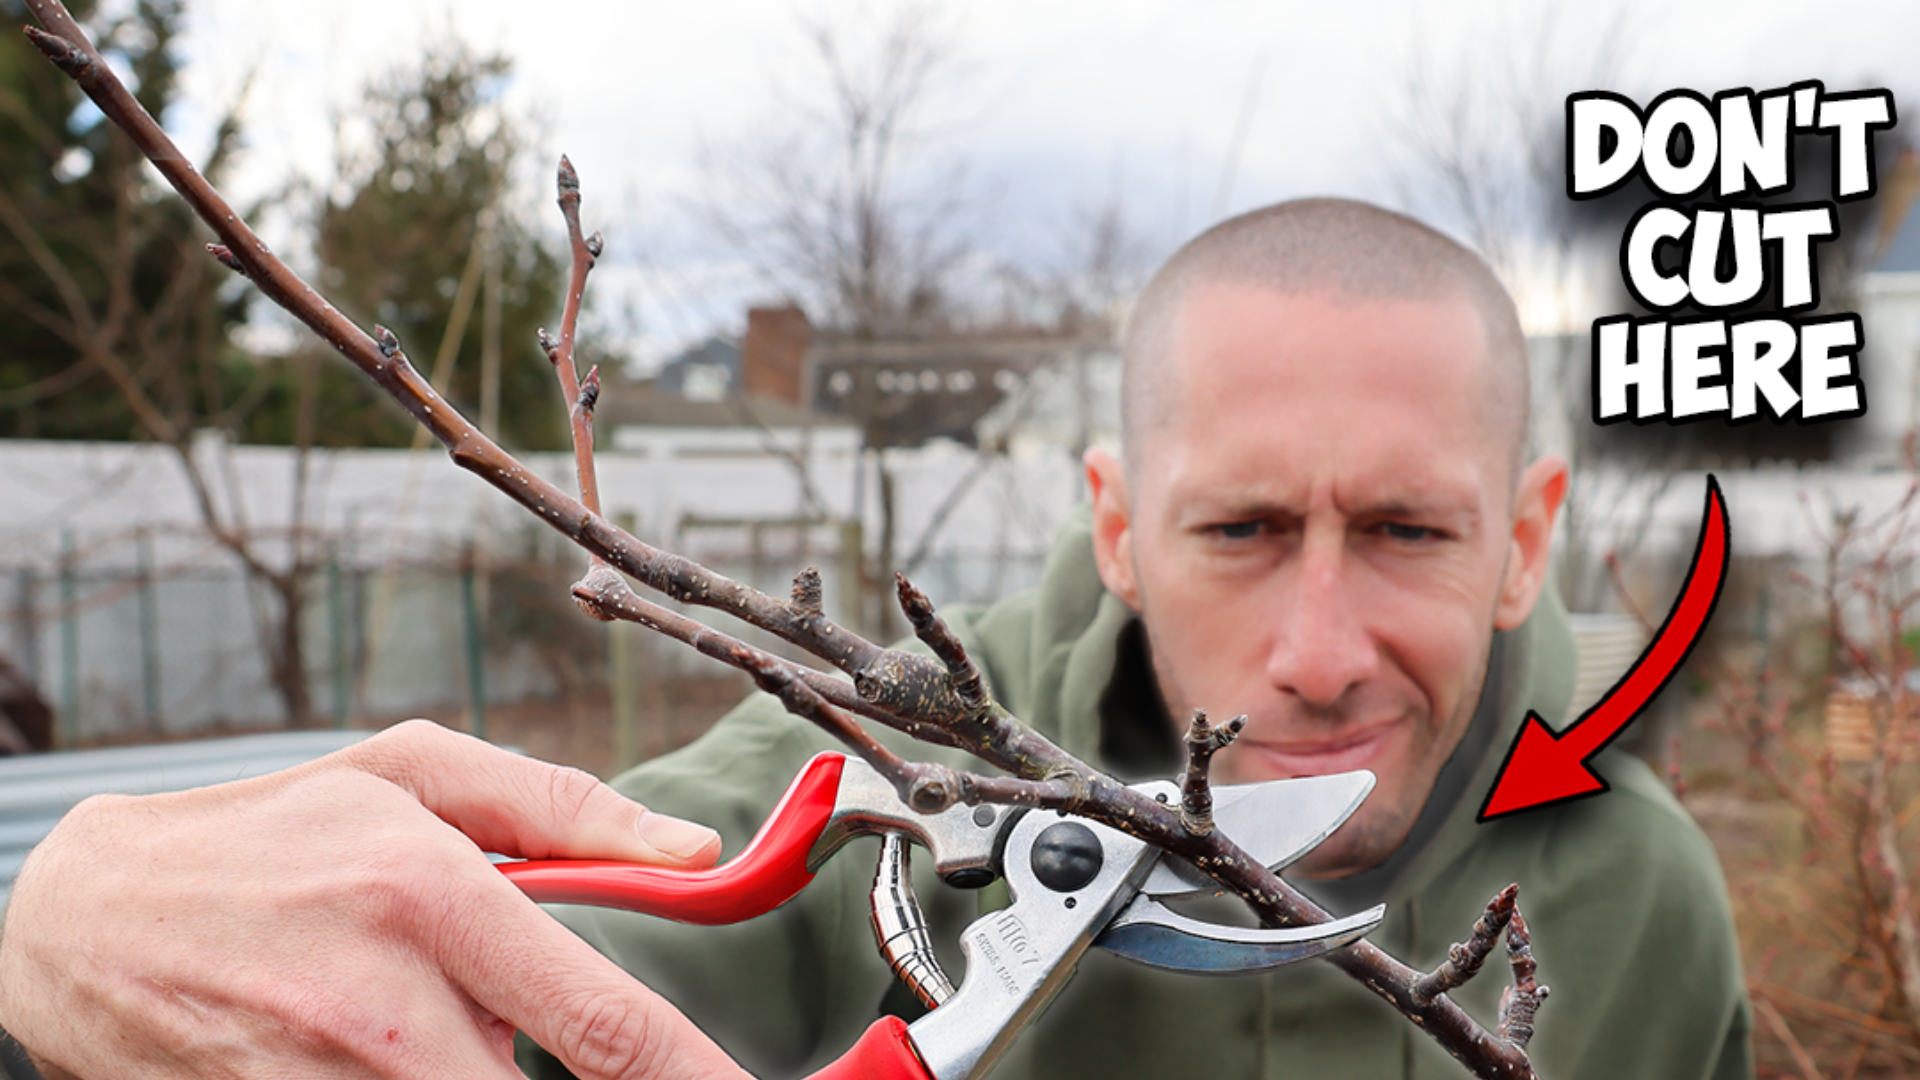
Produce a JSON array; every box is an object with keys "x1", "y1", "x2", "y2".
[{"x1": 1478, "y1": 476, "x2": 1729, "y2": 821}]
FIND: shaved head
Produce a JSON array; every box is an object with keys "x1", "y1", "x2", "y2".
[
  {"x1": 1122, "y1": 198, "x2": 1530, "y2": 482},
  {"x1": 1089, "y1": 199, "x2": 1567, "y2": 876}
]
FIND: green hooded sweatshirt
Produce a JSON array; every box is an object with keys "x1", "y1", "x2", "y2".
[{"x1": 524, "y1": 507, "x2": 1751, "y2": 1080}]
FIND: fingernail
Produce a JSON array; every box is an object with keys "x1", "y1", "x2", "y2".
[{"x1": 638, "y1": 813, "x2": 720, "y2": 861}]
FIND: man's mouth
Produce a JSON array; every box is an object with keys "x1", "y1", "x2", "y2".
[{"x1": 1235, "y1": 722, "x2": 1401, "y2": 778}]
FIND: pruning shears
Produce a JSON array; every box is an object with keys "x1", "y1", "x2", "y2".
[{"x1": 499, "y1": 753, "x2": 1384, "y2": 1080}]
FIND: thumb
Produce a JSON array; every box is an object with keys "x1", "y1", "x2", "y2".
[{"x1": 338, "y1": 720, "x2": 722, "y2": 866}]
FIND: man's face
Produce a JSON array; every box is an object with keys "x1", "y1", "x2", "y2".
[{"x1": 1089, "y1": 282, "x2": 1561, "y2": 878}]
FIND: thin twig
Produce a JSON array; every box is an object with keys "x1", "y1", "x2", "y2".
[
  {"x1": 1416, "y1": 885, "x2": 1519, "y2": 1006},
  {"x1": 540, "y1": 156, "x2": 616, "y2": 621},
  {"x1": 547, "y1": 155, "x2": 604, "y2": 519},
  {"x1": 1753, "y1": 995, "x2": 1827, "y2": 1080},
  {"x1": 1179, "y1": 708, "x2": 1243, "y2": 836},
  {"x1": 1496, "y1": 910, "x2": 1549, "y2": 1051},
  {"x1": 1755, "y1": 982, "x2": 1920, "y2": 1066},
  {"x1": 895, "y1": 573, "x2": 987, "y2": 712}
]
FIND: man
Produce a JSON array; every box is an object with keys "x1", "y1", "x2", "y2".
[
  {"x1": 0, "y1": 199, "x2": 1748, "y2": 1080},
  {"x1": 526, "y1": 199, "x2": 1750, "y2": 1079}
]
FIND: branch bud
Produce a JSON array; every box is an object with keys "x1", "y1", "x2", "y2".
[
  {"x1": 577, "y1": 366, "x2": 601, "y2": 415},
  {"x1": 538, "y1": 327, "x2": 560, "y2": 358},
  {"x1": 790, "y1": 566, "x2": 824, "y2": 620},
  {"x1": 206, "y1": 243, "x2": 247, "y2": 277},
  {"x1": 570, "y1": 565, "x2": 623, "y2": 623},
  {"x1": 373, "y1": 325, "x2": 401, "y2": 359},
  {"x1": 894, "y1": 573, "x2": 988, "y2": 711},
  {"x1": 736, "y1": 648, "x2": 797, "y2": 703},
  {"x1": 585, "y1": 231, "x2": 605, "y2": 259},
  {"x1": 907, "y1": 764, "x2": 963, "y2": 814},
  {"x1": 23, "y1": 27, "x2": 92, "y2": 79},
  {"x1": 895, "y1": 573, "x2": 934, "y2": 623}
]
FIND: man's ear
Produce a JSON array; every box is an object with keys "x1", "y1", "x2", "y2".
[
  {"x1": 1084, "y1": 446, "x2": 1142, "y2": 612},
  {"x1": 1495, "y1": 455, "x2": 1569, "y2": 630}
]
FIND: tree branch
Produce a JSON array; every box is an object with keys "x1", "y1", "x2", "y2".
[
  {"x1": 1416, "y1": 884, "x2": 1518, "y2": 1007},
  {"x1": 1178, "y1": 708, "x2": 1244, "y2": 836},
  {"x1": 1497, "y1": 911, "x2": 1549, "y2": 1051},
  {"x1": 543, "y1": 154, "x2": 605, "y2": 520}
]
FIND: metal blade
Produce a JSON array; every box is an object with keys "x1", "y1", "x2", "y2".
[
  {"x1": 1095, "y1": 898, "x2": 1385, "y2": 974},
  {"x1": 1136, "y1": 770, "x2": 1375, "y2": 901}
]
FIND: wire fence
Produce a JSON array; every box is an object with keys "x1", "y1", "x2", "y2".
[
  {"x1": 0, "y1": 519, "x2": 1048, "y2": 749},
  {"x1": 0, "y1": 435, "x2": 1084, "y2": 749}
]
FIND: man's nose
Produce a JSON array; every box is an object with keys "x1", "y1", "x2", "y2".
[{"x1": 1265, "y1": 531, "x2": 1379, "y2": 708}]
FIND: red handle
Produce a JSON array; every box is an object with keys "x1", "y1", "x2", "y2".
[
  {"x1": 804, "y1": 1017, "x2": 934, "y2": 1080},
  {"x1": 500, "y1": 752, "x2": 846, "y2": 925}
]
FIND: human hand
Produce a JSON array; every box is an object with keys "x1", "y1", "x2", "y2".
[{"x1": 0, "y1": 720, "x2": 750, "y2": 1080}]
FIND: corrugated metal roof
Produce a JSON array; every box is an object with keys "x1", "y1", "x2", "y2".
[{"x1": 0, "y1": 730, "x2": 371, "y2": 907}]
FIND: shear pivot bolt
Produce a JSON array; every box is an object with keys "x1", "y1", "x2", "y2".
[
  {"x1": 1031, "y1": 822, "x2": 1102, "y2": 893},
  {"x1": 942, "y1": 868, "x2": 996, "y2": 890}
]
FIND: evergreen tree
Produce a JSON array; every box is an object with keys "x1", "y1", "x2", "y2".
[
  {"x1": 313, "y1": 42, "x2": 566, "y2": 451},
  {"x1": 0, "y1": 0, "x2": 241, "y2": 441}
]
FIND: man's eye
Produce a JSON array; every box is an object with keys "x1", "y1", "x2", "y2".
[
  {"x1": 1211, "y1": 520, "x2": 1263, "y2": 540},
  {"x1": 1380, "y1": 522, "x2": 1437, "y2": 542}
]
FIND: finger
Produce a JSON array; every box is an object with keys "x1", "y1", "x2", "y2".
[
  {"x1": 338, "y1": 720, "x2": 722, "y2": 867},
  {"x1": 429, "y1": 868, "x2": 752, "y2": 1080}
]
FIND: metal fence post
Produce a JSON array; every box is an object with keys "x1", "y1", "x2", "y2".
[
  {"x1": 58, "y1": 528, "x2": 77, "y2": 747},
  {"x1": 137, "y1": 527, "x2": 161, "y2": 727},
  {"x1": 462, "y1": 550, "x2": 486, "y2": 741},
  {"x1": 329, "y1": 543, "x2": 350, "y2": 730},
  {"x1": 610, "y1": 513, "x2": 639, "y2": 773},
  {"x1": 838, "y1": 519, "x2": 864, "y2": 634},
  {"x1": 11, "y1": 568, "x2": 38, "y2": 689}
]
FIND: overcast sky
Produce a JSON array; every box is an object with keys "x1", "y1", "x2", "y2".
[{"x1": 158, "y1": 0, "x2": 1920, "y2": 367}]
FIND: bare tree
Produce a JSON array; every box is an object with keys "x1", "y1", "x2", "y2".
[
  {"x1": 1391, "y1": 7, "x2": 1630, "y2": 316},
  {"x1": 1050, "y1": 189, "x2": 1157, "y2": 335},
  {"x1": 22, "y1": 4, "x2": 1555, "y2": 1076},
  {"x1": 694, "y1": 2, "x2": 1020, "y2": 638},
  {"x1": 694, "y1": 1, "x2": 984, "y2": 338},
  {"x1": 0, "y1": 1, "x2": 335, "y2": 727},
  {"x1": 1675, "y1": 459, "x2": 1920, "y2": 1073}
]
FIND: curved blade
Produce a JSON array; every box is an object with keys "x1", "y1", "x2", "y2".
[
  {"x1": 1136, "y1": 770, "x2": 1375, "y2": 901},
  {"x1": 1095, "y1": 898, "x2": 1385, "y2": 974}
]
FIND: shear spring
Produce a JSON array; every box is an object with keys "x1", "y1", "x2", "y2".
[{"x1": 869, "y1": 832, "x2": 956, "y2": 1009}]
